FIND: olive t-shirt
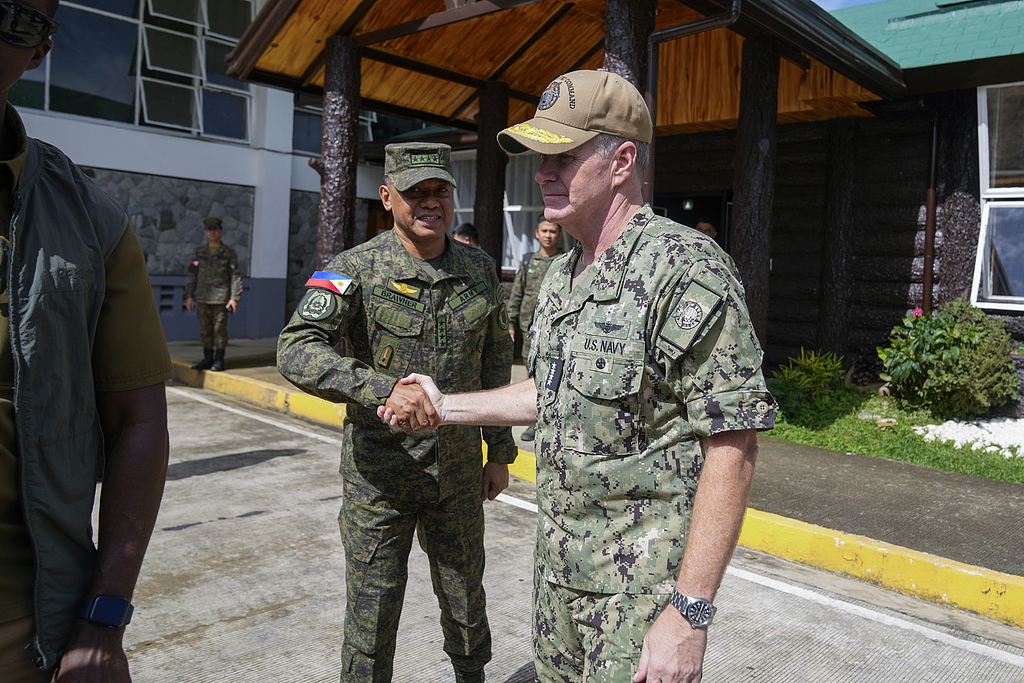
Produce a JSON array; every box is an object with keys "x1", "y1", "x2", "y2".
[{"x1": 0, "y1": 104, "x2": 173, "y2": 622}]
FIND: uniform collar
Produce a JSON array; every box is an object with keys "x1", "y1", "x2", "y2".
[
  {"x1": 556, "y1": 206, "x2": 652, "y2": 305},
  {"x1": 383, "y1": 229, "x2": 476, "y2": 284}
]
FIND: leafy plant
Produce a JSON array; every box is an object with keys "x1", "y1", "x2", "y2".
[
  {"x1": 877, "y1": 300, "x2": 1017, "y2": 418},
  {"x1": 771, "y1": 348, "x2": 845, "y2": 396}
]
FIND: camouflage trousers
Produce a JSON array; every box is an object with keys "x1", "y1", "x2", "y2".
[
  {"x1": 339, "y1": 479, "x2": 491, "y2": 683},
  {"x1": 533, "y1": 565, "x2": 668, "y2": 683},
  {"x1": 196, "y1": 302, "x2": 229, "y2": 349}
]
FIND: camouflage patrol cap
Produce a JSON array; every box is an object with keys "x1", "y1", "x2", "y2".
[
  {"x1": 497, "y1": 70, "x2": 653, "y2": 155},
  {"x1": 384, "y1": 143, "x2": 457, "y2": 191},
  {"x1": 204, "y1": 217, "x2": 223, "y2": 229}
]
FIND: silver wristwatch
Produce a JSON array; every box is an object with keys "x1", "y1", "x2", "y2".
[{"x1": 670, "y1": 591, "x2": 716, "y2": 629}]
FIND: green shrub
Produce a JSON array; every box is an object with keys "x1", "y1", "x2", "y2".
[
  {"x1": 877, "y1": 300, "x2": 1017, "y2": 418},
  {"x1": 771, "y1": 348, "x2": 845, "y2": 396}
]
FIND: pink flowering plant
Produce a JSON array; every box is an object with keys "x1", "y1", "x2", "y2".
[{"x1": 877, "y1": 300, "x2": 1016, "y2": 418}]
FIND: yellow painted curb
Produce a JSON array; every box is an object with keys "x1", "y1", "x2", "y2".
[
  {"x1": 171, "y1": 362, "x2": 1024, "y2": 630},
  {"x1": 739, "y1": 508, "x2": 1024, "y2": 629}
]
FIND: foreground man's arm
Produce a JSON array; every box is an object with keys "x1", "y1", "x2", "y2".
[
  {"x1": 379, "y1": 375, "x2": 538, "y2": 430},
  {"x1": 633, "y1": 429, "x2": 758, "y2": 683},
  {"x1": 56, "y1": 384, "x2": 169, "y2": 683}
]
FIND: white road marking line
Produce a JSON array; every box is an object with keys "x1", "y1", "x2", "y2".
[
  {"x1": 727, "y1": 566, "x2": 1024, "y2": 669},
  {"x1": 168, "y1": 386, "x2": 344, "y2": 446}
]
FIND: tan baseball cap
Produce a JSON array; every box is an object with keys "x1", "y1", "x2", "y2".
[
  {"x1": 384, "y1": 143, "x2": 457, "y2": 191},
  {"x1": 497, "y1": 70, "x2": 653, "y2": 155}
]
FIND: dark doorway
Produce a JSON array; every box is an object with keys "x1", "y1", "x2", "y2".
[{"x1": 652, "y1": 190, "x2": 732, "y2": 253}]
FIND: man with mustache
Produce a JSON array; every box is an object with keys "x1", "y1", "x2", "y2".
[{"x1": 278, "y1": 143, "x2": 516, "y2": 683}]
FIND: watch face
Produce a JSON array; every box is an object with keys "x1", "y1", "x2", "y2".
[
  {"x1": 686, "y1": 600, "x2": 713, "y2": 626},
  {"x1": 90, "y1": 597, "x2": 129, "y2": 625}
]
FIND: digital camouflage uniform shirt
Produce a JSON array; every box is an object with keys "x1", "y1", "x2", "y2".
[
  {"x1": 278, "y1": 229, "x2": 516, "y2": 500},
  {"x1": 185, "y1": 244, "x2": 243, "y2": 304},
  {"x1": 507, "y1": 249, "x2": 564, "y2": 352},
  {"x1": 527, "y1": 205, "x2": 777, "y2": 595}
]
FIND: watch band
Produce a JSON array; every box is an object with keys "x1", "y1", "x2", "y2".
[
  {"x1": 669, "y1": 591, "x2": 716, "y2": 629},
  {"x1": 77, "y1": 595, "x2": 134, "y2": 628}
]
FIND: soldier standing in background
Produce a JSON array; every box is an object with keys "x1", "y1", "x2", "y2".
[
  {"x1": 185, "y1": 217, "x2": 242, "y2": 372},
  {"x1": 277, "y1": 143, "x2": 516, "y2": 683},
  {"x1": 506, "y1": 215, "x2": 563, "y2": 441}
]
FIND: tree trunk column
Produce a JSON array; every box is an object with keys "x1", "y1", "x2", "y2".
[
  {"x1": 318, "y1": 35, "x2": 360, "y2": 268},
  {"x1": 474, "y1": 80, "x2": 509, "y2": 266},
  {"x1": 730, "y1": 34, "x2": 780, "y2": 345},
  {"x1": 818, "y1": 118, "x2": 856, "y2": 356},
  {"x1": 603, "y1": 0, "x2": 656, "y2": 89}
]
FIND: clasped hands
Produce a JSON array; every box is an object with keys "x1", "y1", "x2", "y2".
[{"x1": 378, "y1": 374, "x2": 444, "y2": 432}]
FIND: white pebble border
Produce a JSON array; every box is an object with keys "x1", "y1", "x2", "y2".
[{"x1": 912, "y1": 417, "x2": 1024, "y2": 458}]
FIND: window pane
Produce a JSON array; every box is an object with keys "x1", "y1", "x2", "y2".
[
  {"x1": 203, "y1": 89, "x2": 247, "y2": 139},
  {"x1": 142, "y1": 79, "x2": 198, "y2": 130},
  {"x1": 205, "y1": 39, "x2": 246, "y2": 90},
  {"x1": 988, "y1": 85, "x2": 1024, "y2": 189},
  {"x1": 208, "y1": 0, "x2": 251, "y2": 39},
  {"x1": 292, "y1": 110, "x2": 322, "y2": 154},
  {"x1": 144, "y1": 26, "x2": 202, "y2": 78},
  {"x1": 987, "y1": 206, "x2": 1024, "y2": 298},
  {"x1": 49, "y1": 7, "x2": 137, "y2": 123},
  {"x1": 75, "y1": 0, "x2": 140, "y2": 17},
  {"x1": 149, "y1": 0, "x2": 204, "y2": 26},
  {"x1": 9, "y1": 70, "x2": 45, "y2": 110}
]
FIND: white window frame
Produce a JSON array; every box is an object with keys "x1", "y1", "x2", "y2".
[{"x1": 971, "y1": 81, "x2": 1024, "y2": 312}]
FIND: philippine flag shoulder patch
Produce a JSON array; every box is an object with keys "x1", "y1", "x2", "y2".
[
  {"x1": 189, "y1": 259, "x2": 199, "y2": 267},
  {"x1": 305, "y1": 270, "x2": 355, "y2": 295}
]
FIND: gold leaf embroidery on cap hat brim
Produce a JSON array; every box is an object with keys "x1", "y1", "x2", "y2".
[{"x1": 508, "y1": 123, "x2": 575, "y2": 144}]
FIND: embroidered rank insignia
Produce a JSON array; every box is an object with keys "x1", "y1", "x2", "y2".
[
  {"x1": 298, "y1": 289, "x2": 336, "y2": 322},
  {"x1": 377, "y1": 344, "x2": 394, "y2": 369},
  {"x1": 388, "y1": 279, "x2": 421, "y2": 299},
  {"x1": 305, "y1": 270, "x2": 354, "y2": 295}
]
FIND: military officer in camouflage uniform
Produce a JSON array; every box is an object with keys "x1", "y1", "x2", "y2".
[
  {"x1": 277, "y1": 143, "x2": 515, "y2": 683},
  {"x1": 381, "y1": 71, "x2": 777, "y2": 683},
  {"x1": 506, "y1": 216, "x2": 562, "y2": 440},
  {"x1": 185, "y1": 217, "x2": 242, "y2": 371}
]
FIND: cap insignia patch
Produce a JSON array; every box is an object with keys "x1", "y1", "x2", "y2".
[
  {"x1": 538, "y1": 82, "x2": 560, "y2": 110},
  {"x1": 507, "y1": 123, "x2": 574, "y2": 145}
]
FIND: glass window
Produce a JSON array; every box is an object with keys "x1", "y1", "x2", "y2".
[
  {"x1": 144, "y1": 26, "x2": 203, "y2": 79},
  {"x1": 292, "y1": 109, "x2": 322, "y2": 154},
  {"x1": 148, "y1": 0, "x2": 205, "y2": 27},
  {"x1": 141, "y1": 78, "x2": 199, "y2": 131},
  {"x1": 203, "y1": 88, "x2": 247, "y2": 139},
  {"x1": 975, "y1": 83, "x2": 1024, "y2": 311},
  {"x1": 987, "y1": 85, "x2": 1024, "y2": 190},
  {"x1": 48, "y1": 7, "x2": 137, "y2": 123},
  {"x1": 20, "y1": 0, "x2": 251, "y2": 142}
]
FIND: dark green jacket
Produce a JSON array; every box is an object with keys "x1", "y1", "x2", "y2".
[
  {"x1": 9, "y1": 137, "x2": 126, "y2": 669},
  {"x1": 278, "y1": 230, "x2": 515, "y2": 501}
]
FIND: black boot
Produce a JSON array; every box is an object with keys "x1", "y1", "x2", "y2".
[
  {"x1": 210, "y1": 348, "x2": 225, "y2": 372},
  {"x1": 453, "y1": 669, "x2": 484, "y2": 683},
  {"x1": 192, "y1": 348, "x2": 214, "y2": 370}
]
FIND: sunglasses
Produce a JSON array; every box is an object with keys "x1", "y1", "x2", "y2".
[{"x1": 1, "y1": 1, "x2": 59, "y2": 50}]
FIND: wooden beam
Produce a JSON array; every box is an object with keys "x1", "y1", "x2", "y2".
[
  {"x1": 300, "y1": 0, "x2": 383, "y2": 88},
  {"x1": 225, "y1": 0, "x2": 305, "y2": 79},
  {"x1": 447, "y1": 3, "x2": 575, "y2": 121},
  {"x1": 674, "y1": 0, "x2": 810, "y2": 70},
  {"x1": 354, "y1": 0, "x2": 548, "y2": 47}
]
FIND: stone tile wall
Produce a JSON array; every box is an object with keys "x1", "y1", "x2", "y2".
[{"x1": 83, "y1": 167, "x2": 254, "y2": 278}]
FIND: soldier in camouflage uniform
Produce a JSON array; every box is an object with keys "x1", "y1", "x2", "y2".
[
  {"x1": 381, "y1": 71, "x2": 777, "y2": 683},
  {"x1": 506, "y1": 216, "x2": 562, "y2": 441},
  {"x1": 277, "y1": 143, "x2": 515, "y2": 683},
  {"x1": 185, "y1": 217, "x2": 242, "y2": 371}
]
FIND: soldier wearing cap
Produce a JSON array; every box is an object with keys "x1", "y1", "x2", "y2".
[
  {"x1": 277, "y1": 143, "x2": 515, "y2": 683},
  {"x1": 380, "y1": 71, "x2": 777, "y2": 682},
  {"x1": 185, "y1": 216, "x2": 243, "y2": 371}
]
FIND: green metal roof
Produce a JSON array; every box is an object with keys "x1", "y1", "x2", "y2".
[{"x1": 831, "y1": 0, "x2": 1024, "y2": 69}]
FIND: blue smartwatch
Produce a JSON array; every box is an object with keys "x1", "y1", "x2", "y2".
[{"x1": 77, "y1": 595, "x2": 134, "y2": 628}]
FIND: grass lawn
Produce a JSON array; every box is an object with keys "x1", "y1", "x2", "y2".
[{"x1": 766, "y1": 383, "x2": 1024, "y2": 485}]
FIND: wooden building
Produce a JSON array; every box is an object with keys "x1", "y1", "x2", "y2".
[{"x1": 226, "y1": 0, "x2": 1024, "y2": 368}]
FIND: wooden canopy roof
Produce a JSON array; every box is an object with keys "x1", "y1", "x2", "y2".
[{"x1": 226, "y1": 0, "x2": 907, "y2": 135}]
